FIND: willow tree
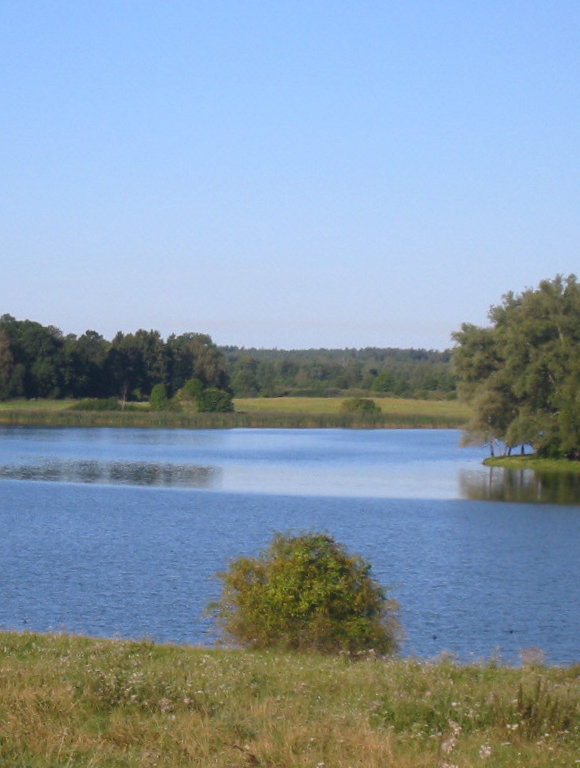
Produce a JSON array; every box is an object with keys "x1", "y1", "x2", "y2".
[{"x1": 452, "y1": 275, "x2": 580, "y2": 459}]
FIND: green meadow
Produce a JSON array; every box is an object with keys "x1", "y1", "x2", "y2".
[
  {"x1": 0, "y1": 398, "x2": 76, "y2": 412},
  {"x1": 0, "y1": 631, "x2": 577, "y2": 768},
  {"x1": 237, "y1": 395, "x2": 469, "y2": 423}
]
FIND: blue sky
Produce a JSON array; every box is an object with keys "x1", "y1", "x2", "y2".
[{"x1": 2, "y1": 2, "x2": 579, "y2": 349}]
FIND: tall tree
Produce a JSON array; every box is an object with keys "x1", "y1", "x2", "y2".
[
  {"x1": 62, "y1": 331, "x2": 109, "y2": 398},
  {"x1": 167, "y1": 333, "x2": 229, "y2": 394},
  {"x1": 0, "y1": 328, "x2": 14, "y2": 400},
  {"x1": 453, "y1": 275, "x2": 580, "y2": 458},
  {"x1": 105, "y1": 332, "x2": 145, "y2": 404}
]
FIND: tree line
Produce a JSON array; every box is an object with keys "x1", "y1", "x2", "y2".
[
  {"x1": 224, "y1": 346, "x2": 455, "y2": 398},
  {"x1": 0, "y1": 314, "x2": 456, "y2": 403},
  {"x1": 0, "y1": 315, "x2": 229, "y2": 406},
  {"x1": 453, "y1": 274, "x2": 580, "y2": 459}
]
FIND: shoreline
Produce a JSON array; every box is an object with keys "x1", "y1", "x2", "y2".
[
  {"x1": 484, "y1": 455, "x2": 580, "y2": 475},
  {"x1": 0, "y1": 395, "x2": 469, "y2": 430}
]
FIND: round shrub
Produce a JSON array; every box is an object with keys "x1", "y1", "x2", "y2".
[
  {"x1": 209, "y1": 532, "x2": 401, "y2": 654},
  {"x1": 340, "y1": 397, "x2": 381, "y2": 415},
  {"x1": 149, "y1": 383, "x2": 169, "y2": 410}
]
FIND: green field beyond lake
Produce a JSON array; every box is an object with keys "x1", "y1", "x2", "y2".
[{"x1": 0, "y1": 396, "x2": 470, "y2": 429}]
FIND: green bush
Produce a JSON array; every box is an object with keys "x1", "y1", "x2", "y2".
[
  {"x1": 209, "y1": 532, "x2": 401, "y2": 654},
  {"x1": 182, "y1": 378, "x2": 204, "y2": 400},
  {"x1": 340, "y1": 397, "x2": 381, "y2": 415},
  {"x1": 149, "y1": 383, "x2": 169, "y2": 411},
  {"x1": 197, "y1": 387, "x2": 233, "y2": 413}
]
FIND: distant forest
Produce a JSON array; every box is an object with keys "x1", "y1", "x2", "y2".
[
  {"x1": 0, "y1": 315, "x2": 456, "y2": 402},
  {"x1": 224, "y1": 347, "x2": 455, "y2": 398}
]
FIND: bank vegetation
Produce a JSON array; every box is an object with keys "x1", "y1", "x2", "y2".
[{"x1": 0, "y1": 632, "x2": 577, "y2": 768}]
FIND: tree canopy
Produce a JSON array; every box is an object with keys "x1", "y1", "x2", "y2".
[
  {"x1": 0, "y1": 315, "x2": 231, "y2": 406},
  {"x1": 452, "y1": 275, "x2": 580, "y2": 459},
  {"x1": 223, "y1": 346, "x2": 455, "y2": 398},
  {"x1": 0, "y1": 314, "x2": 457, "y2": 403}
]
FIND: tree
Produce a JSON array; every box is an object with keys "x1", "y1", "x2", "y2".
[
  {"x1": 105, "y1": 332, "x2": 144, "y2": 405},
  {"x1": 133, "y1": 329, "x2": 169, "y2": 394},
  {"x1": 182, "y1": 377, "x2": 204, "y2": 400},
  {"x1": 453, "y1": 275, "x2": 580, "y2": 458},
  {"x1": 167, "y1": 333, "x2": 229, "y2": 393},
  {"x1": 0, "y1": 318, "x2": 65, "y2": 398},
  {"x1": 231, "y1": 356, "x2": 260, "y2": 396},
  {"x1": 61, "y1": 330, "x2": 109, "y2": 398},
  {"x1": 0, "y1": 328, "x2": 14, "y2": 400},
  {"x1": 149, "y1": 383, "x2": 169, "y2": 410},
  {"x1": 209, "y1": 532, "x2": 401, "y2": 654}
]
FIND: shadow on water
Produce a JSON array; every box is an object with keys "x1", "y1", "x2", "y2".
[
  {"x1": 0, "y1": 459, "x2": 220, "y2": 489},
  {"x1": 460, "y1": 466, "x2": 580, "y2": 505}
]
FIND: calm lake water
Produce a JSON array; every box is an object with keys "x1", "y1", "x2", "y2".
[{"x1": 0, "y1": 427, "x2": 578, "y2": 664}]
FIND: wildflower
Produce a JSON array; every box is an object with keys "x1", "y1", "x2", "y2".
[
  {"x1": 441, "y1": 737, "x2": 457, "y2": 754},
  {"x1": 441, "y1": 720, "x2": 461, "y2": 755},
  {"x1": 449, "y1": 720, "x2": 461, "y2": 736},
  {"x1": 479, "y1": 744, "x2": 492, "y2": 759}
]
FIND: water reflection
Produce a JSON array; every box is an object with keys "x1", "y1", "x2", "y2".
[
  {"x1": 460, "y1": 466, "x2": 580, "y2": 505},
  {"x1": 1, "y1": 427, "x2": 579, "y2": 504},
  {"x1": 0, "y1": 459, "x2": 219, "y2": 489}
]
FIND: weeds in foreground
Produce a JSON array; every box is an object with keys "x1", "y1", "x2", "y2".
[{"x1": 0, "y1": 632, "x2": 577, "y2": 767}]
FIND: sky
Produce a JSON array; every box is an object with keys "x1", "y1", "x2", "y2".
[{"x1": 1, "y1": 2, "x2": 579, "y2": 350}]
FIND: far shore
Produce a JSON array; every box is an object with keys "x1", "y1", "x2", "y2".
[{"x1": 0, "y1": 395, "x2": 470, "y2": 430}]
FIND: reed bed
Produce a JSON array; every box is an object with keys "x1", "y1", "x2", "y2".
[{"x1": 0, "y1": 632, "x2": 577, "y2": 767}]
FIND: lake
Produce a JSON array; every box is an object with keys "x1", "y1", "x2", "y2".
[{"x1": 0, "y1": 426, "x2": 578, "y2": 664}]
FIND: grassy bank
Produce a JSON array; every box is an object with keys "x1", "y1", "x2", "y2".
[
  {"x1": 484, "y1": 455, "x2": 580, "y2": 475},
  {"x1": 0, "y1": 632, "x2": 577, "y2": 767},
  {"x1": 0, "y1": 396, "x2": 470, "y2": 429}
]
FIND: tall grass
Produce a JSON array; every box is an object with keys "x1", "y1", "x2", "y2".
[{"x1": 0, "y1": 632, "x2": 577, "y2": 767}]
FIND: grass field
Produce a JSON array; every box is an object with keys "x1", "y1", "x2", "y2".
[
  {"x1": 0, "y1": 398, "x2": 75, "y2": 411},
  {"x1": 0, "y1": 631, "x2": 577, "y2": 767},
  {"x1": 0, "y1": 396, "x2": 471, "y2": 429},
  {"x1": 236, "y1": 395, "x2": 470, "y2": 420}
]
